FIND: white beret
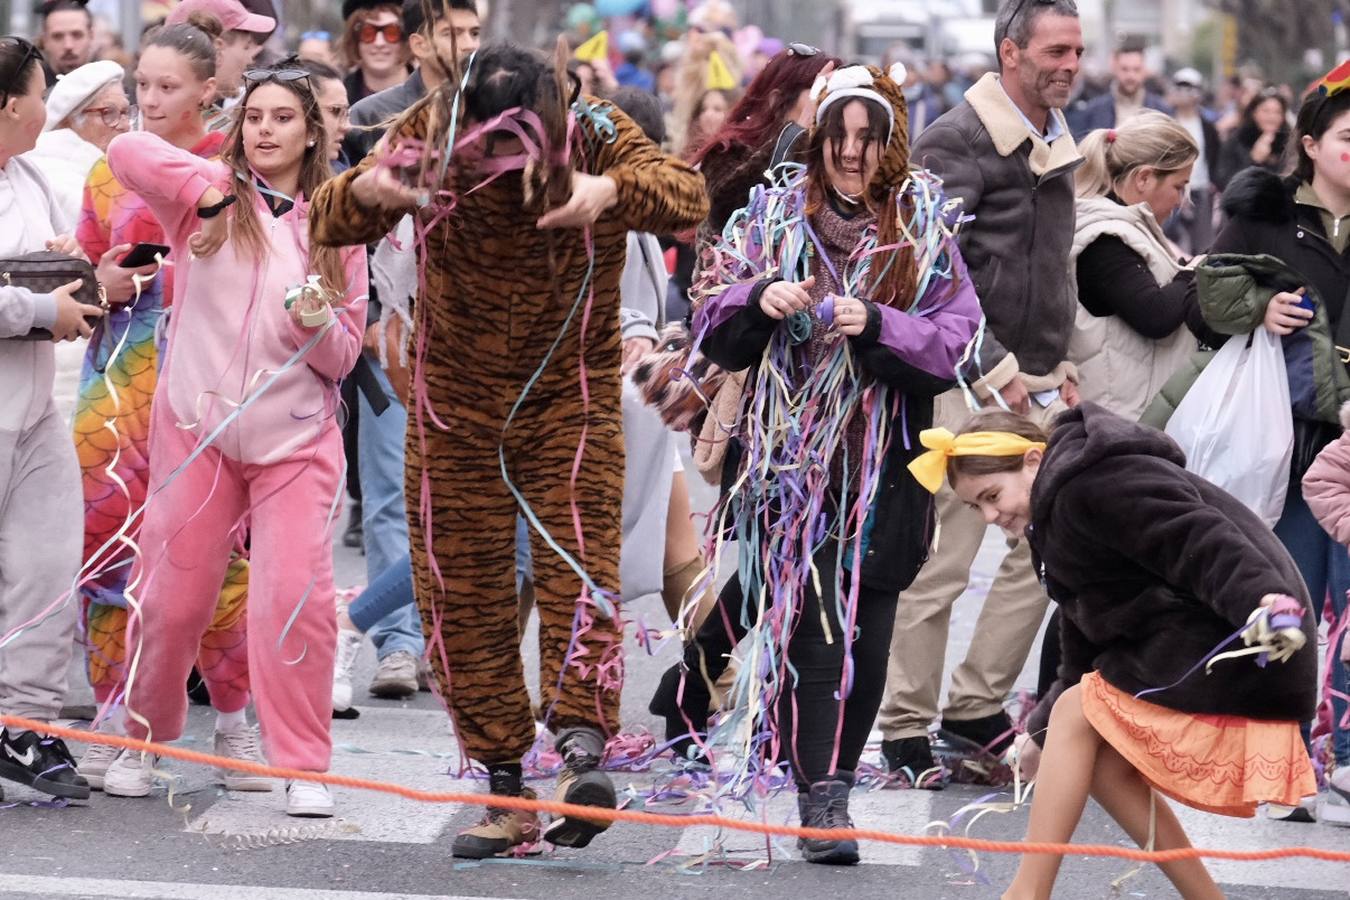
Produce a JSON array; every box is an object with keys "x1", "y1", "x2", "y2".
[{"x1": 44, "y1": 60, "x2": 125, "y2": 132}]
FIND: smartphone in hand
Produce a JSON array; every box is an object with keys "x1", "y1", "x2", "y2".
[{"x1": 118, "y1": 242, "x2": 170, "y2": 268}]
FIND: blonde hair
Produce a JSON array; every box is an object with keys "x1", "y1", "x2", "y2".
[{"x1": 1075, "y1": 110, "x2": 1198, "y2": 199}]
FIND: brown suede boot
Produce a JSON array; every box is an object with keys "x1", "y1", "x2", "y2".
[
  {"x1": 451, "y1": 787, "x2": 541, "y2": 859},
  {"x1": 543, "y1": 728, "x2": 616, "y2": 848}
]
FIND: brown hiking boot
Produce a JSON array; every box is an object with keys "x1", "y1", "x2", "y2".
[
  {"x1": 450, "y1": 788, "x2": 541, "y2": 859},
  {"x1": 543, "y1": 727, "x2": 616, "y2": 848}
]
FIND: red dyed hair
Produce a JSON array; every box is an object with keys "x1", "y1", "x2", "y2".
[{"x1": 688, "y1": 48, "x2": 841, "y2": 167}]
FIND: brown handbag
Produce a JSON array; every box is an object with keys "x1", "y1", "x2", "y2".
[{"x1": 1, "y1": 250, "x2": 105, "y2": 340}]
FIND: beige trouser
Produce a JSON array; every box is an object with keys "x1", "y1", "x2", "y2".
[{"x1": 876, "y1": 388, "x2": 1064, "y2": 740}]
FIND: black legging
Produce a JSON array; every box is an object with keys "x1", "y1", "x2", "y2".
[
  {"x1": 1037, "y1": 606, "x2": 1062, "y2": 700},
  {"x1": 678, "y1": 543, "x2": 898, "y2": 789}
]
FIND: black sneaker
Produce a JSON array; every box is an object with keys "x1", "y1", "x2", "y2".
[
  {"x1": 939, "y1": 711, "x2": 1016, "y2": 756},
  {"x1": 0, "y1": 729, "x2": 91, "y2": 800},
  {"x1": 880, "y1": 736, "x2": 945, "y2": 789},
  {"x1": 342, "y1": 501, "x2": 363, "y2": 550}
]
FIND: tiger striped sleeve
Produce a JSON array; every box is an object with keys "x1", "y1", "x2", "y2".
[
  {"x1": 310, "y1": 101, "x2": 432, "y2": 248},
  {"x1": 589, "y1": 102, "x2": 709, "y2": 236}
]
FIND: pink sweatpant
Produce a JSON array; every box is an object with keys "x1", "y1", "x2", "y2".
[{"x1": 124, "y1": 403, "x2": 341, "y2": 771}]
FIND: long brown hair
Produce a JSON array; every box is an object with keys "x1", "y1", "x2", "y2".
[
  {"x1": 218, "y1": 71, "x2": 346, "y2": 295},
  {"x1": 804, "y1": 95, "x2": 916, "y2": 309}
]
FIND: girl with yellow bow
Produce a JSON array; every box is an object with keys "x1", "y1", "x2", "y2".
[{"x1": 922, "y1": 404, "x2": 1316, "y2": 900}]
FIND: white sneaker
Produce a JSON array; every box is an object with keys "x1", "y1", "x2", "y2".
[
  {"x1": 286, "y1": 779, "x2": 334, "y2": 818},
  {"x1": 1320, "y1": 766, "x2": 1350, "y2": 827},
  {"x1": 369, "y1": 650, "x2": 418, "y2": 699},
  {"x1": 333, "y1": 626, "x2": 364, "y2": 712},
  {"x1": 214, "y1": 725, "x2": 274, "y2": 792},
  {"x1": 1265, "y1": 797, "x2": 1317, "y2": 822},
  {"x1": 102, "y1": 749, "x2": 156, "y2": 798},
  {"x1": 77, "y1": 740, "x2": 122, "y2": 791}
]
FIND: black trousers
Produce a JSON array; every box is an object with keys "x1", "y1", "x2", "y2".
[
  {"x1": 679, "y1": 543, "x2": 898, "y2": 788},
  {"x1": 340, "y1": 376, "x2": 362, "y2": 502}
]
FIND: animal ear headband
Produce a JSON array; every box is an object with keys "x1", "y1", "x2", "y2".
[{"x1": 810, "y1": 63, "x2": 907, "y2": 141}]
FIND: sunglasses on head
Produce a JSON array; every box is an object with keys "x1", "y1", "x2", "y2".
[
  {"x1": 998, "y1": 0, "x2": 1078, "y2": 45},
  {"x1": 358, "y1": 22, "x2": 403, "y2": 44},
  {"x1": 244, "y1": 67, "x2": 312, "y2": 89},
  {"x1": 0, "y1": 37, "x2": 43, "y2": 106},
  {"x1": 786, "y1": 43, "x2": 821, "y2": 58}
]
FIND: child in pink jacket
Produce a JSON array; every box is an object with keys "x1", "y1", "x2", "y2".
[
  {"x1": 95, "y1": 67, "x2": 367, "y2": 818},
  {"x1": 1300, "y1": 401, "x2": 1350, "y2": 824}
]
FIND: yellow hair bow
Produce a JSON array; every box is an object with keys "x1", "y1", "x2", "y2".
[{"x1": 907, "y1": 428, "x2": 1046, "y2": 494}]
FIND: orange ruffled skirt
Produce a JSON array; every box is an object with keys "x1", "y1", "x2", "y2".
[{"x1": 1079, "y1": 671, "x2": 1316, "y2": 818}]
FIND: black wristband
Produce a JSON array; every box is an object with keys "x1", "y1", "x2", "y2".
[{"x1": 197, "y1": 195, "x2": 238, "y2": 219}]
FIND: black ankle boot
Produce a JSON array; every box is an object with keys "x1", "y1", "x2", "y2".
[
  {"x1": 543, "y1": 727, "x2": 616, "y2": 848},
  {"x1": 648, "y1": 664, "x2": 710, "y2": 762},
  {"x1": 796, "y1": 774, "x2": 860, "y2": 865}
]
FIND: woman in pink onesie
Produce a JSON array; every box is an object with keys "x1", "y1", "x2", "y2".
[{"x1": 97, "y1": 63, "x2": 367, "y2": 818}]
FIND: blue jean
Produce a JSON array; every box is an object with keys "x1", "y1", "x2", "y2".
[
  {"x1": 356, "y1": 357, "x2": 423, "y2": 660},
  {"x1": 1275, "y1": 488, "x2": 1350, "y2": 764},
  {"x1": 349, "y1": 514, "x2": 533, "y2": 634},
  {"x1": 515, "y1": 513, "x2": 533, "y2": 593}
]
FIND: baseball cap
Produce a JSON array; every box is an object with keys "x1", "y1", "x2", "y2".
[
  {"x1": 1173, "y1": 67, "x2": 1204, "y2": 89},
  {"x1": 166, "y1": 0, "x2": 275, "y2": 34}
]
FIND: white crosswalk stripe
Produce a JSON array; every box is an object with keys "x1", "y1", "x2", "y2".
[
  {"x1": 1171, "y1": 804, "x2": 1350, "y2": 891},
  {"x1": 181, "y1": 704, "x2": 1350, "y2": 893},
  {"x1": 188, "y1": 707, "x2": 464, "y2": 844},
  {"x1": 670, "y1": 784, "x2": 935, "y2": 867},
  {"x1": 0, "y1": 875, "x2": 524, "y2": 900}
]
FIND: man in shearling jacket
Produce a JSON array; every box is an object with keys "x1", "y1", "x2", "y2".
[{"x1": 875, "y1": 0, "x2": 1085, "y2": 780}]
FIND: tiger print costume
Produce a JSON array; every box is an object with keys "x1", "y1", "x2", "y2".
[{"x1": 310, "y1": 98, "x2": 708, "y2": 764}]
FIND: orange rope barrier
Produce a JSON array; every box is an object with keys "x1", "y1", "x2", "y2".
[{"x1": 8, "y1": 715, "x2": 1350, "y2": 865}]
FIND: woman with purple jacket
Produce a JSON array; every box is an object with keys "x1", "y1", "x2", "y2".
[{"x1": 649, "y1": 64, "x2": 981, "y2": 865}]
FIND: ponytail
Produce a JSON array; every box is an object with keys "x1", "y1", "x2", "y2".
[{"x1": 1075, "y1": 110, "x2": 1197, "y2": 200}]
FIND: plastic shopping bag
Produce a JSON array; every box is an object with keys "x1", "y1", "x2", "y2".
[{"x1": 1164, "y1": 329, "x2": 1293, "y2": 527}]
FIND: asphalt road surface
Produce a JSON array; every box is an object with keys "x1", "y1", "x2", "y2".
[{"x1": 2, "y1": 351, "x2": 1345, "y2": 899}]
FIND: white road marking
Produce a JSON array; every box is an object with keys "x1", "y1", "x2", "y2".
[
  {"x1": 1171, "y1": 804, "x2": 1350, "y2": 891},
  {"x1": 671, "y1": 784, "x2": 936, "y2": 867},
  {"x1": 0, "y1": 875, "x2": 524, "y2": 900},
  {"x1": 187, "y1": 707, "x2": 468, "y2": 845}
]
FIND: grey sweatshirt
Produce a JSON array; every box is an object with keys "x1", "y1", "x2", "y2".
[{"x1": 619, "y1": 231, "x2": 667, "y2": 342}]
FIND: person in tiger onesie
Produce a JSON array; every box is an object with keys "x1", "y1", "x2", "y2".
[{"x1": 310, "y1": 42, "x2": 708, "y2": 858}]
